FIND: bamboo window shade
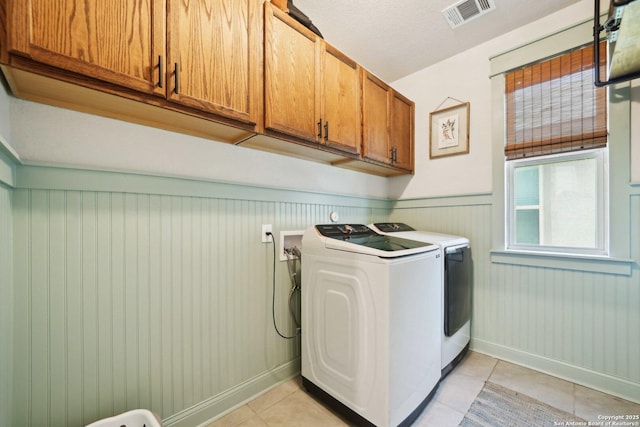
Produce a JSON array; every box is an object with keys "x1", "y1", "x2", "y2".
[{"x1": 504, "y1": 43, "x2": 607, "y2": 160}]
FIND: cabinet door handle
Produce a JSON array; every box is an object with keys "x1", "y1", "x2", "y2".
[
  {"x1": 324, "y1": 121, "x2": 329, "y2": 142},
  {"x1": 158, "y1": 56, "x2": 163, "y2": 88},
  {"x1": 317, "y1": 119, "x2": 322, "y2": 138},
  {"x1": 390, "y1": 147, "x2": 397, "y2": 163},
  {"x1": 174, "y1": 63, "x2": 179, "y2": 94}
]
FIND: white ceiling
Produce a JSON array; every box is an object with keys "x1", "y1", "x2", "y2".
[{"x1": 292, "y1": 0, "x2": 583, "y2": 82}]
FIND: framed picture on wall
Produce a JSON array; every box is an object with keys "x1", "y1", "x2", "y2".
[{"x1": 429, "y1": 102, "x2": 470, "y2": 159}]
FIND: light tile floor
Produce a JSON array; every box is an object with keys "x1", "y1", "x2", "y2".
[{"x1": 205, "y1": 351, "x2": 640, "y2": 426}]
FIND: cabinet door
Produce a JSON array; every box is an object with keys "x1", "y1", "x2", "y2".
[
  {"x1": 390, "y1": 90, "x2": 414, "y2": 172},
  {"x1": 8, "y1": 0, "x2": 165, "y2": 96},
  {"x1": 167, "y1": 0, "x2": 262, "y2": 125},
  {"x1": 264, "y1": 3, "x2": 318, "y2": 142},
  {"x1": 320, "y1": 43, "x2": 361, "y2": 154},
  {"x1": 362, "y1": 71, "x2": 390, "y2": 164}
]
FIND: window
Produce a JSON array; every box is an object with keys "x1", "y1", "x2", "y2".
[
  {"x1": 504, "y1": 43, "x2": 608, "y2": 255},
  {"x1": 507, "y1": 150, "x2": 607, "y2": 254}
]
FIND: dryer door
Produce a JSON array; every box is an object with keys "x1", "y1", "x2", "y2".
[{"x1": 444, "y1": 246, "x2": 471, "y2": 337}]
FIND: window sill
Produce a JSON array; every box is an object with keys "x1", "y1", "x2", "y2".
[{"x1": 490, "y1": 250, "x2": 636, "y2": 276}]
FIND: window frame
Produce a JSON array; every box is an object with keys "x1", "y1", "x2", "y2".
[{"x1": 505, "y1": 148, "x2": 609, "y2": 256}]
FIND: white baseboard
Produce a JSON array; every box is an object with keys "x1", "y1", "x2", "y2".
[
  {"x1": 163, "y1": 359, "x2": 301, "y2": 427},
  {"x1": 471, "y1": 338, "x2": 640, "y2": 404}
]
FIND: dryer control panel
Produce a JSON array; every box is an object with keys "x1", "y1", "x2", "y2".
[{"x1": 373, "y1": 222, "x2": 416, "y2": 232}]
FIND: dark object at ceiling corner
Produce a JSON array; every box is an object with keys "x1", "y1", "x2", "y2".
[
  {"x1": 287, "y1": 0, "x2": 323, "y2": 38},
  {"x1": 593, "y1": 0, "x2": 640, "y2": 86}
]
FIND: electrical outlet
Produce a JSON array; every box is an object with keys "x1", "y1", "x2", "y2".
[{"x1": 261, "y1": 224, "x2": 273, "y2": 243}]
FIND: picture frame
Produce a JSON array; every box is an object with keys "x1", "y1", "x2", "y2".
[{"x1": 429, "y1": 102, "x2": 470, "y2": 159}]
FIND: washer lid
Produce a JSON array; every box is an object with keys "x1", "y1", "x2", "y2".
[{"x1": 315, "y1": 224, "x2": 436, "y2": 257}]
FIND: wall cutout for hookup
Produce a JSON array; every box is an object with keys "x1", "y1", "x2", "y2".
[{"x1": 280, "y1": 230, "x2": 303, "y2": 261}]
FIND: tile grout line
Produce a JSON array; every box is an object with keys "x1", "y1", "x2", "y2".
[{"x1": 486, "y1": 358, "x2": 500, "y2": 385}]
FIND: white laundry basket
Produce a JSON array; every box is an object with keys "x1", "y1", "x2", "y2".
[{"x1": 85, "y1": 409, "x2": 162, "y2": 427}]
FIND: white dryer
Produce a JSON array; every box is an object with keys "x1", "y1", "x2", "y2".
[
  {"x1": 370, "y1": 223, "x2": 471, "y2": 379},
  {"x1": 302, "y1": 224, "x2": 441, "y2": 427}
]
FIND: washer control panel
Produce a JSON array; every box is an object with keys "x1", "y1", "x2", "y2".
[{"x1": 316, "y1": 224, "x2": 375, "y2": 239}]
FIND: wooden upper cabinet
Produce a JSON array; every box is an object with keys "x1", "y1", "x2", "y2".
[
  {"x1": 362, "y1": 70, "x2": 415, "y2": 172},
  {"x1": 362, "y1": 70, "x2": 390, "y2": 164},
  {"x1": 167, "y1": 0, "x2": 262, "y2": 125},
  {"x1": 264, "y1": 3, "x2": 318, "y2": 142},
  {"x1": 1, "y1": 0, "x2": 412, "y2": 175},
  {"x1": 390, "y1": 90, "x2": 415, "y2": 172},
  {"x1": 264, "y1": 3, "x2": 360, "y2": 154},
  {"x1": 319, "y1": 43, "x2": 361, "y2": 154},
  {"x1": 7, "y1": 0, "x2": 166, "y2": 96}
]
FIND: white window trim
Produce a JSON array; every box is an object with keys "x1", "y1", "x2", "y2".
[{"x1": 505, "y1": 149, "x2": 609, "y2": 256}]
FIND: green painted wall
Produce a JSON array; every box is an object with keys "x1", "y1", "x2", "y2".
[
  {"x1": 11, "y1": 166, "x2": 391, "y2": 427},
  {"x1": 391, "y1": 193, "x2": 640, "y2": 402},
  {"x1": 7, "y1": 168, "x2": 640, "y2": 427},
  {"x1": 0, "y1": 182, "x2": 13, "y2": 427},
  {"x1": 0, "y1": 145, "x2": 15, "y2": 427}
]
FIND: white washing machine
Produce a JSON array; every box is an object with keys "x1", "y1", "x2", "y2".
[
  {"x1": 301, "y1": 224, "x2": 441, "y2": 427},
  {"x1": 370, "y1": 223, "x2": 471, "y2": 379}
]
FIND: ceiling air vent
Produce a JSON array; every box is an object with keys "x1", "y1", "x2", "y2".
[{"x1": 442, "y1": 0, "x2": 496, "y2": 29}]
